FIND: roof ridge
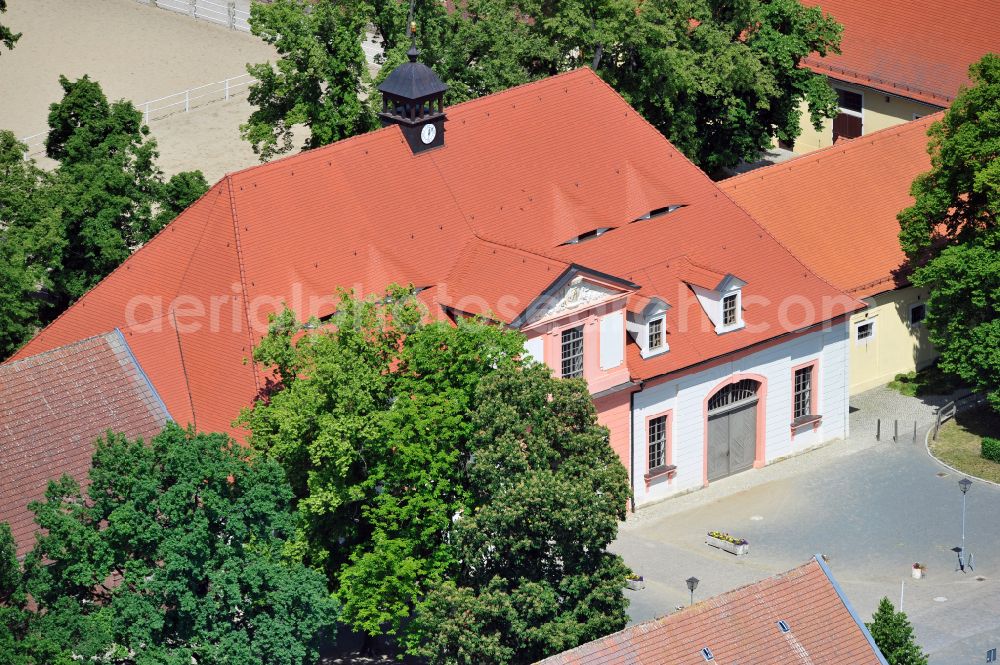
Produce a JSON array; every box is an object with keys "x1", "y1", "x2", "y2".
[
  {"x1": 222, "y1": 69, "x2": 593, "y2": 183},
  {"x1": 224, "y1": 174, "x2": 260, "y2": 396},
  {"x1": 720, "y1": 113, "x2": 941, "y2": 189},
  {"x1": 815, "y1": 555, "x2": 891, "y2": 665}
]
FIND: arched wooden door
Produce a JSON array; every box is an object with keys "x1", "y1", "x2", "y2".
[{"x1": 707, "y1": 379, "x2": 760, "y2": 481}]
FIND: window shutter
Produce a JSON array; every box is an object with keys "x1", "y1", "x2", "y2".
[
  {"x1": 523, "y1": 336, "x2": 544, "y2": 363},
  {"x1": 599, "y1": 312, "x2": 624, "y2": 370}
]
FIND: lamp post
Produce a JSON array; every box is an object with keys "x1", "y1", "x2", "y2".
[
  {"x1": 686, "y1": 576, "x2": 699, "y2": 606},
  {"x1": 958, "y1": 478, "x2": 972, "y2": 571}
]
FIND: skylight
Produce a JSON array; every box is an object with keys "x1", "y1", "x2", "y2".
[
  {"x1": 777, "y1": 620, "x2": 791, "y2": 633},
  {"x1": 633, "y1": 204, "x2": 686, "y2": 222},
  {"x1": 560, "y1": 227, "x2": 615, "y2": 246},
  {"x1": 701, "y1": 647, "x2": 715, "y2": 661}
]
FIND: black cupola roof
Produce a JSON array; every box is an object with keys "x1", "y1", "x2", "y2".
[{"x1": 377, "y1": 45, "x2": 448, "y2": 99}]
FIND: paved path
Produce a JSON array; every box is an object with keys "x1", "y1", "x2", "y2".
[{"x1": 613, "y1": 386, "x2": 1000, "y2": 664}]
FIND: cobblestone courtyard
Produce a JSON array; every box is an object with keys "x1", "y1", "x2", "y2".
[{"x1": 613, "y1": 387, "x2": 1000, "y2": 664}]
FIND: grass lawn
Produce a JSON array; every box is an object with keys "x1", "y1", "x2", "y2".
[
  {"x1": 930, "y1": 407, "x2": 1000, "y2": 483},
  {"x1": 888, "y1": 365, "x2": 967, "y2": 397}
]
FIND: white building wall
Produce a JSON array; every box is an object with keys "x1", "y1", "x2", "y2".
[{"x1": 632, "y1": 321, "x2": 850, "y2": 507}]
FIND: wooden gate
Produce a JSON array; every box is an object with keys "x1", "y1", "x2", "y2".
[{"x1": 707, "y1": 380, "x2": 759, "y2": 481}]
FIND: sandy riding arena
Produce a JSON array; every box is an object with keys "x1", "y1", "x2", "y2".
[{"x1": 0, "y1": 0, "x2": 279, "y2": 182}]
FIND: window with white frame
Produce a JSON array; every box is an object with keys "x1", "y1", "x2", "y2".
[
  {"x1": 909, "y1": 303, "x2": 926, "y2": 326},
  {"x1": 561, "y1": 326, "x2": 584, "y2": 378},
  {"x1": 793, "y1": 366, "x2": 813, "y2": 419},
  {"x1": 648, "y1": 415, "x2": 667, "y2": 470},
  {"x1": 647, "y1": 317, "x2": 664, "y2": 351},
  {"x1": 722, "y1": 293, "x2": 738, "y2": 327},
  {"x1": 856, "y1": 320, "x2": 875, "y2": 343}
]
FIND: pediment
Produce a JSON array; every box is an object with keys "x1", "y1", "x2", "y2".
[{"x1": 519, "y1": 274, "x2": 632, "y2": 327}]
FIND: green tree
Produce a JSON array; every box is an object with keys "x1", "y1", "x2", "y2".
[
  {"x1": 866, "y1": 598, "x2": 928, "y2": 665},
  {"x1": 244, "y1": 0, "x2": 840, "y2": 172},
  {"x1": 0, "y1": 131, "x2": 62, "y2": 358},
  {"x1": 408, "y1": 363, "x2": 631, "y2": 663},
  {"x1": 243, "y1": 287, "x2": 527, "y2": 637},
  {"x1": 0, "y1": 0, "x2": 20, "y2": 53},
  {"x1": 43, "y1": 75, "x2": 208, "y2": 312},
  {"x1": 898, "y1": 54, "x2": 1000, "y2": 409},
  {"x1": 242, "y1": 0, "x2": 377, "y2": 160},
  {"x1": 243, "y1": 288, "x2": 630, "y2": 657},
  {"x1": 17, "y1": 424, "x2": 337, "y2": 664},
  {"x1": 154, "y1": 169, "x2": 210, "y2": 229}
]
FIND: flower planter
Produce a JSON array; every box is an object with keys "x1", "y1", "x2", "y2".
[
  {"x1": 706, "y1": 534, "x2": 750, "y2": 556},
  {"x1": 626, "y1": 577, "x2": 646, "y2": 591}
]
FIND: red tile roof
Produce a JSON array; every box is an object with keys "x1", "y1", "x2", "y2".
[
  {"x1": 720, "y1": 115, "x2": 939, "y2": 298},
  {"x1": 537, "y1": 557, "x2": 887, "y2": 665},
  {"x1": 9, "y1": 68, "x2": 860, "y2": 436},
  {"x1": 0, "y1": 331, "x2": 169, "y2": 556},
  {"x1": 803, "y1": 0, "x2": 999, "y2": 106}
]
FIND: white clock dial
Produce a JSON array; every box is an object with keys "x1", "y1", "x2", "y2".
[{"x1": 420, "y1": 123, "x2": 437, "y2": 145}]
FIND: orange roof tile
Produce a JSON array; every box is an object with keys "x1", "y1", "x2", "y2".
[
  {"x1": 721, "y1": 115, "x2": 940, "y2": 298},
  {"x1": 10, "y1": 68, "x2": 861, "y2": 435},
  {"x1": 802, "y1": 0, "x2": 999, "y2": 106},
  {"x1": 537, "y1": 557, "x2": 887, "y2": 665},
  {"x1": 0, "y1": 332, "x2": 170, "y2": 556}
]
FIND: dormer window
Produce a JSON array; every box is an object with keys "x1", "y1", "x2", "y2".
[
  {"x1": 722, "y1": 294, "x2": 738, "y2": 327},
  {"x1": 560, "y1": 227, "x2": 614, "y2": 246},
  {"x1": 678, "y1": 259, "x2": 746, "y2": 334},
  {"x1": 626, "y1": 297, "x2": 670, "y2": 359},
  {"x1": 648, "y1": 317, "x2": 665, "y2": 351}
]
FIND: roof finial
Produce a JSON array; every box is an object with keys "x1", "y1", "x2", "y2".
[{"x1": 407, "y1": 0, "x2": 418, "y2": 62}]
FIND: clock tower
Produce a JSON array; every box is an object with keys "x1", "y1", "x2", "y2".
[{"x1": 378, "y1": 29, "x2": 448, "y2": 154}]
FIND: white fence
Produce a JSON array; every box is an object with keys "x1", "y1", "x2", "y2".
[
  {"x1": 19, "y1": 73, "x2": 256, "y2": 156},
  {"x1": 136, "y1": 0, "x2": 253, "y2": 32},
  {"x1": 139, "y1": 73, "x2": 255, "y2": 124}
]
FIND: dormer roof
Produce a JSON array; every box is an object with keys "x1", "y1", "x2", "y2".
[{"x1": 676, "y1": 257, "x2": 744, "y2": 292}]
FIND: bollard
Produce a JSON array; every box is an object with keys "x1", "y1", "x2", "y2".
[
  {"x1": 912, "y1": 421, "x2": 917, "y2": 443},
  {"x1": 893, "y1": 419, "x2": 899, "y2": 443},
  {"x1": 876, "y1": 418, "x2": 881, "y2": 441}
]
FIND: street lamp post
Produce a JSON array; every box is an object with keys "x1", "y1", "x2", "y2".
[
  {"x1": 958, "y1": 478, "x2": 972, "y2": 572},
  {"x1": 686, "y1": 576, "x2": 699, "y2": 606}
]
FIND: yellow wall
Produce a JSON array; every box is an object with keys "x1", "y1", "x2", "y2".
[
  {"x1": 849, "y1": 286, "x2": 937, "y2": 395},
  {"x1": 794, "y1": 80, "x2": 941, "y2": 154}
]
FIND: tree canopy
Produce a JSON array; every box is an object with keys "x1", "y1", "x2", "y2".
[
  {"x1": 2, "y1": 424, "x2": 337, "y2": 664},
  {"x1": 242, "y1": 0, "x2": 377, "y2": 159},
  {"x1": 407, "y1": 362, "x2": 631, "y2": 664},
  {"x1": 0, "y1": 75, "x2": 209, "y2": 358},
  {"x1": 243, "y1": 0, "x2": 840, "y2": 173},
  {"x1": 866, "y1": 597, "x2": 928, "y2": 665},
  {"x1": 242, "y1": 287, "x2": 632, "y2": 659},
  {"x1": 0, "y1": 132, "x2": 62, "y2": 358},
  {"x1": 898, "y1": 54, "x2": 1000, "y2": 410},
  {"x1": 0, "y1": 0, "x2": 20, "y2": 54},
  {"x1": 44, "y1": 75, "x2": 209, "y2": 311}
]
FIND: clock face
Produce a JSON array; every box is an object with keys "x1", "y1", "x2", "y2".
[{"x1": 420, "y1": 123, "x2": 437, "y2": 145}]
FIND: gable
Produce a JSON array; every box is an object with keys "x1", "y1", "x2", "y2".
[{"x1": 516, "y1": 267, "x2": 638, "y2": 328}]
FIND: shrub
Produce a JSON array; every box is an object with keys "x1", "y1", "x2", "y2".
[{"x1": 982, "y1": 437, "x2": 1000, "y2": 463}]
